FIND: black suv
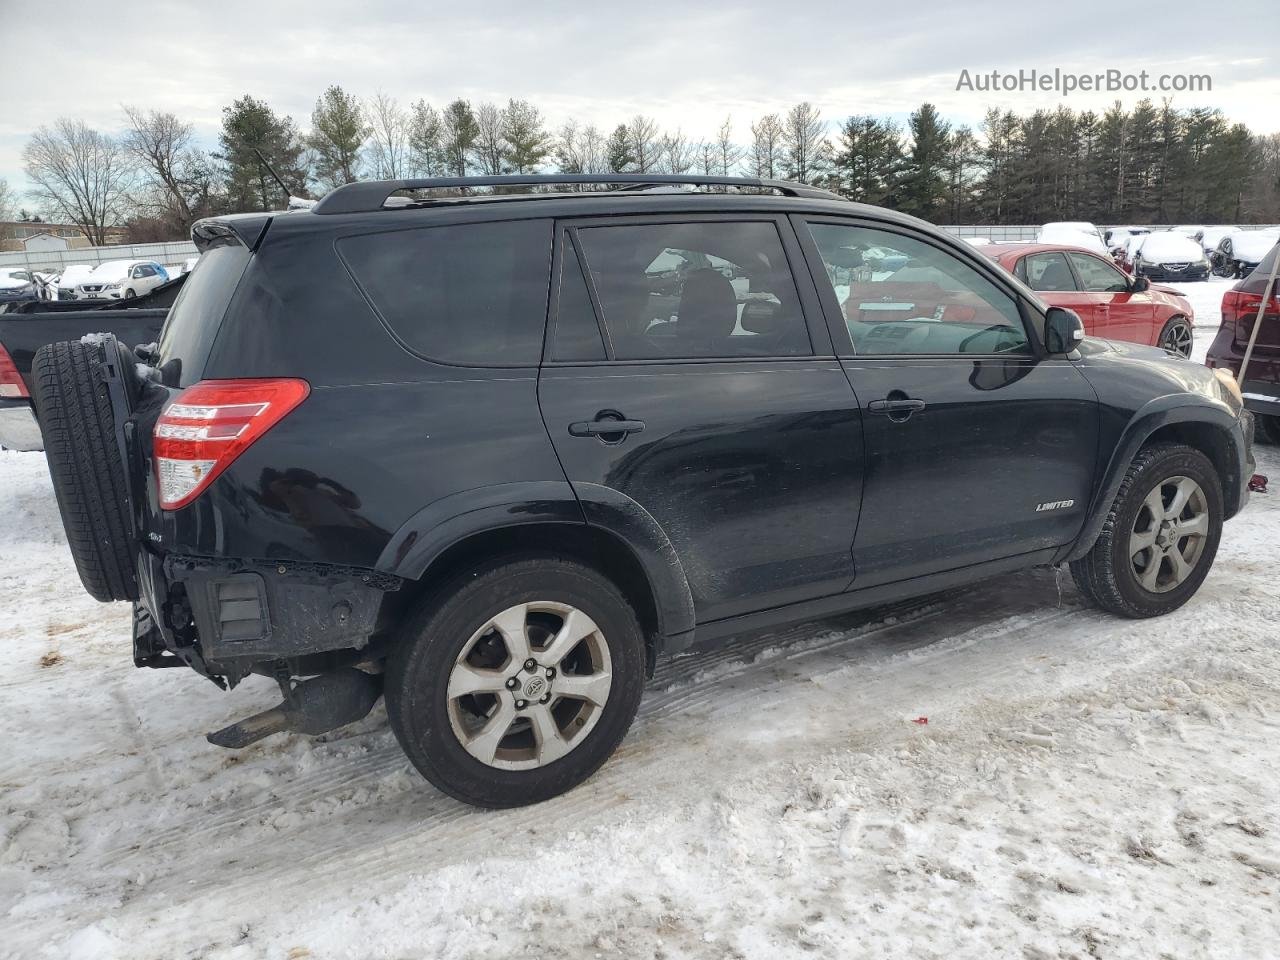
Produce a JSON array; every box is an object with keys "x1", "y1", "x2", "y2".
[{"x1": 33, "y1": 175, "x2": 1254, "y2": 808}]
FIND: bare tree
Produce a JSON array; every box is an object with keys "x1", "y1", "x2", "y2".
[
  {"x1": 781, "y1": 102, "x2": 829, "y2": 183},
  {"x1": 121, "y1": 105, "x2": 204, "y2": 231},
  {"x1": 0, "y1": 177, "x2": 15, "y2": 221},
  {"x1": 626, "y1": 115, "x2": 661, "y2": 173},
  {"x1": 367, "y1": 92, "x2": 408, "y2": 179},
  {"x1": 698, "y1": 141, "x2": 717, "y2": 175},
  {"x1": 749, "y1": 114, "x2": 785, "y2": 180},
  {"x1": 659, "y1": 129, "x2": 696, "y2": 175},
  {"x1": 716, "y1": 116, "x2": 742, "y2": 175},
  {"x1": 474, "y1": 102, "x2": 506, "y2": 176},
  {"x1": 23, "y1": 119, "x2": 131, "y2": 244},
  {"x1": 555, "y1": 119, "x2": 606, "y2": 176}
]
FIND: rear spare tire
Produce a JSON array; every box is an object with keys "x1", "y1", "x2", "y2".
[{"x1": 31, "y1": 339, "x2": 138, "y2": 602}]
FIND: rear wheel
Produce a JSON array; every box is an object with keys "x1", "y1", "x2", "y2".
[
  {"x1": 1157, "y1": 316, "x2": 1193, "y2": 357},
  {"x1": 1070, "y1": 443, "x2": 1222, "y2": 618},
  {"x1": 384, "y1": 556, "x2": 646, "y2": 807}
]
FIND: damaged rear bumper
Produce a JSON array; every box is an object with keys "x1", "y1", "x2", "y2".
[{"x1": 133, "y1": 547, "x2": 401, "y2": 687}]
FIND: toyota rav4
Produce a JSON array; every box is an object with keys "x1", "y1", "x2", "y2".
[{"x1": 32, "y1": 174, "x2": 1255, "y2": 807}]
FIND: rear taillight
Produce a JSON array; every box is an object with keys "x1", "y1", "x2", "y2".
[
  {"x1": 0, "y1": 343, "x2": 28, "y2": 398},
  {"x1": 154, "y1": 378, "x2": 309, "y2": 509},
  {"x1": 1222, "y1": 288, "x2": 1277, "y2": 328}
]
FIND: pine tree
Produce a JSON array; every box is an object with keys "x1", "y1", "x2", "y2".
[
  {"x1": 216, "y1": 95, "x2": 307, "y2": 211},
  {"x1": 834, "y1": 115, "x2": 902, "y2": 205},
  {"x1": 441, "y1": 100, "x2": 479, "y2": 177},
  {"x1": 305, "y1": 85, "x2": 368, "y2": 189},
  {"x1": 408, "y1": 100, "x2": 445, "y2": 177},
  {"x1": 897, "y1": 103, "x2": 950, "y2": 220},
  {"x1": 502, "y1": 99, "x2": 550, "y2": 174},
  {"x1": 605, "y1": 124, "x2": 635, "y2": 173}
]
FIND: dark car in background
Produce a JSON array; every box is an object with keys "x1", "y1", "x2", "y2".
[
  {"x1": 0, "y1": 268, "x2": 48, "y2": 309},
  {"x1": 30, "y1": 174, "x2": 1254, "y2": 809},
  {"x1": 1131, "y1": 232, "x2": 1211, "y2": 282},
  {"x1": 1206, "y1": 241, "x2": 1280, "y2": 442},
  {"x1": 1212, "y1": 230, "x2": 1280, "y2": 279}
]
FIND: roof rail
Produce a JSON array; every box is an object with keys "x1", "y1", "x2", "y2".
[{"x1": 310, "y1": 174, "x2": 843, "y2": 215}]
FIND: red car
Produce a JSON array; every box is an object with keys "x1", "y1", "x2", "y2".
[{"x1": 983, "y1": 243, "x2": 1195, "y2": 356}]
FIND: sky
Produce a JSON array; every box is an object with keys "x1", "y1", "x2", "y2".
[{"x1": 1, "y1": 0, "x2": 1276, "y2": 204}]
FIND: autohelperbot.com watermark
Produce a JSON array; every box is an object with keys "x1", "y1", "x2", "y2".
[{"x1": 956, "y1": 68, "x2": 1212, "y2": 97}]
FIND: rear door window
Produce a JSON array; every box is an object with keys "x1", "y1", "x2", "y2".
[
  {"x1": 338, "y1": 219, "x2": 553, "y2": 366},
  {"x1": 573, "y1": 220, "x2": 812, "y2": 360},
  {"x1": 158, "y1": 243, "x2": 252, "y2": 387}
]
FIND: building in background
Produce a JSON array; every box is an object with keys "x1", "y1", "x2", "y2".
[{"x1": 0, "y1": 221, "x2": 127, "y2": 253}]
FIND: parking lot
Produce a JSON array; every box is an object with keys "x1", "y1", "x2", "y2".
[{"x1": 3, "y1": 275, "x2": 1278, "y2": 960}]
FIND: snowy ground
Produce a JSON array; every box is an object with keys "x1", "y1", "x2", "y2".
[{"x1": 3, "y1": 278, "x2": 1279, "y2": 959}]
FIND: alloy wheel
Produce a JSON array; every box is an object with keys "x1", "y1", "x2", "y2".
[
  {"x1": 1161, "y1": 321, "x2": 1193, "y2": 357},
  {"x1": 1129, "y1": 475, "x2": 1209, "y2": 593},
  {"x1": 446, "y1": 601, "x2": 613, "y2": 770}
]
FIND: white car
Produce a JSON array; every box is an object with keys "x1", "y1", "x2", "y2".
[
  {"x1": 1037, "y1": 223, "x2": 1109, "y2": 256},
  {"x1": 76, "y1": 260, "x2": 170, "y2": 300}
]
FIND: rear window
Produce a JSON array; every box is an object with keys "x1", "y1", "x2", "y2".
[
  {"x1": 157, "y1": 243, "x2": 252, "y2": 387},
  {"x1": 338, "y1": 219, "x2": 552, "y2": 366}
]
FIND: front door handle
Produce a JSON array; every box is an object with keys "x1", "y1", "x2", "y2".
[{"x1": 568, "y1": 417, "x2": 646, "y2": 439}]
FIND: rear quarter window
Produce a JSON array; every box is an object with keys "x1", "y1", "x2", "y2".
[
  {"x1": 338, "y1": 219, "x2": 553, "y2": 366},
  {"x1": 157, "y1": 243, "x2": 252, "y2": 387}
]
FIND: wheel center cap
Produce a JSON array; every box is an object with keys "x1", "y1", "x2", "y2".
[
  {"x1": 523, "y1": 675, "x2": 548, "y2": 699},
  {"x1": 1158, "y1": 522, "x2": 1178, "y2": 548}
]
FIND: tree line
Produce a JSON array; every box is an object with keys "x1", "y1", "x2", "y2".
[{"x1": 9, "y1": 88, "x2": 1279, "y2": 245}]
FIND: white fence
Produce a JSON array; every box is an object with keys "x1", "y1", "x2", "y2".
[{"x1": 0, "y1": 240, "x2": 198, "y2": 274}]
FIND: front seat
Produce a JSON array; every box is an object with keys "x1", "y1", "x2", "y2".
[{"x1": 677, "y1": 269, "x2": 738, "y2": 356}]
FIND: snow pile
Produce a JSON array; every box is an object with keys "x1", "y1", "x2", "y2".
[{"x1": 1, "y1": 440, "x2": 1279, "y2": 959}]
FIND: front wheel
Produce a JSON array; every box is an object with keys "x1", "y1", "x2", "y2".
[
  {"x1": 1157, "y1": 316, "x2": 1193, "y2": 357},
  {"x1": 1070, "y1": 443, "x2": 1223, "y2": 618},
  {"x1": 384, "y1": 556, "x2": 646, "y2": 807}
]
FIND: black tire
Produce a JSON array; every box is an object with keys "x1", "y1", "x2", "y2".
[
  {"x1": 1070, "y1": 443, "x2": 1222, "y2": 618},
  {"x1": 124, "y1": 289, "x2": 136, "y2": 299},
  {"x1": 385, "y1": 556, "x2": 646, "y2": 807},
  {"x1": 31, "y1": 340, "x2": 138, "y2": 602},
  {"x1": 1156, "y1": 315, "x2": 1193, "y2": 357},
  {"x1": 1258, "y1": 415, "x2": 1280, "y2": 446}
]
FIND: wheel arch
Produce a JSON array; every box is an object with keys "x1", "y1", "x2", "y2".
[
  {"x1": 374, "y1": 481, "x2": 697, "y2": 664},
  {"x1": 1063, "y1": 400, "x2": 1246, "y2": 562}
]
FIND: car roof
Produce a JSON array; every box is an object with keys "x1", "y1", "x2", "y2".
[{"x1": 981, "y1": 242, "x2": 1109, "y2": 262}]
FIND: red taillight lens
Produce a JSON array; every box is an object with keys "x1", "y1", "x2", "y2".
[
  {"x1": 0, "y1": 343, "x2": 28, "y2": 398},
  {"x1": 154, "y1": 378, "x2": 309, "y2": 509}
]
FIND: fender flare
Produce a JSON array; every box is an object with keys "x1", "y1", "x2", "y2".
[
  {"x1": 375, "y1": 480, "x2": 697, "y2": 644},
  {"x1": 1063, "y1": 396, "x2": 1246, "y2": 562}
]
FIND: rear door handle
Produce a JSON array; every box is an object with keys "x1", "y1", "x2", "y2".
[
  {"x1": 568, "y1": 418, "x2": 646, "y2": 438},
  {"x1": 867, "y1": 398, "x2": 926, "y2": 415}
]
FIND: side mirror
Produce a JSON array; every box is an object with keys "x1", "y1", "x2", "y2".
[
  {"x1": 1044, "y1": 307, "x2": 1085, "y2": 355},
  {"x1": 1130, "y1": 275, "x2": 1150, "y2": 293}
]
